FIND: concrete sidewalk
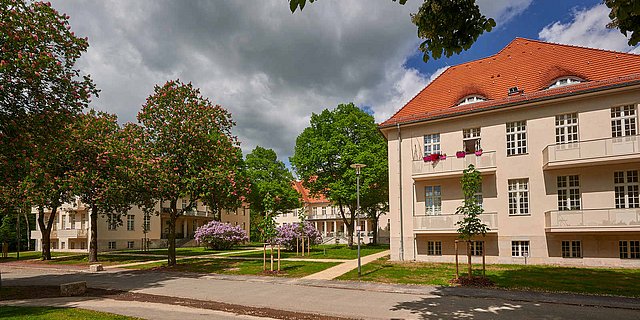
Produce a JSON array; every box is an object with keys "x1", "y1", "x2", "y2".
[
  {"x1": 1, "y1": 297, "x2": 274, "y2": 320},
  {"x1": 302, "y1": 250, "x2": 389, "y2": 280}
]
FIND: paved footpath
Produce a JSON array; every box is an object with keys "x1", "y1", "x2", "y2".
[
  {"x1": 302, "y1": 250, "x2": 390, "y2": 280},
  {"x1": 2, "y1": 264, "x2": 639, "y2": 320}
]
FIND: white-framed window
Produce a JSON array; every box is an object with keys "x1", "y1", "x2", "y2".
[
  {"x1": 614, "y1": 171, "x2": 640, "y2": 208},
  {"x1": 425, "y1": 186, "x2": 442, "y2": 215},
  {"x1": 555, "y1": 113, "x2": 578, "y2": 144},
  {"x1": 127, "y1": 215, "x2": 135, "y2": 231},
  {"x1": 143, "y1": 214, "x2": 151, "y2": 231},
  {"x1": 557, "y1": 175, "x2": 581, "y2": 210},
  {"x1": 127, "y1": 241, "x2": 135, "y2": 249},
  {"x1": 463, "y1": 128, "x2": 481, "y2": 153},
  {"x1": 611, "y1": 105, "x2": 637, "y2": 137},
  {"x1": 107, "y1": 214, "x2": 118, "y2": 230},
  {"x1": 80, "y1": 242, "x2": 86, "y2": 250},
  {"x1": 427, "y1": 241, "x2": 442, "y2": 255},
  {"x1": 313, "y1": 207, "x2": 318, "y2": 216},
  {"x1": 108, "y1": 241, "x2": 116, "y2": 250},
  {"x1": 511, "y1": 241, "x2": 530, "y2": 257},
  {"x1": 471, "y1": 241, "x2": 484, "y2": 256},
  {"x1": 508, "y1": 179, "x2": 529, "y2": 215},
  {"x1": 182, "y1": 199, "x2": 188, "y2": 209},
  {"x1": 458, "y1": 95, "x2": 486, "y2": 106},
  {"x1": 69, "y1": 214, "x2": 76, "y2": 229},
  {"x1": 562, "y1": 240, "x2": 582, "y2": 258},
  {"x1": 619, "y1": 240, "x2": 640, "y2": 259},
  {"x1": 548, "y1": 77, "x2": 582, "y2": 89},
  {"x1": 322, "y1": 206, "x2": 327, "y2": 215},
  {"x1": 424, "y1": 134, "x2": 441, "y2": 156},
  {"x1": 81, "y1": 214, "x2": 86, "y2": 230},
  {"x1": 506, "y1": 121, "x2": 527, "y2": 156},
  {"x1": 61, "y1": 215, "x2": 66, "y2": 230},
  {"x1": 61, "y1": 242, "x2": 65, "y2": 249},
  {"x1": 475, "y1": 183, "x2": 483, "y2": 208}
]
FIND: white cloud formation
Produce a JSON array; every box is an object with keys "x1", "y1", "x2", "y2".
[
  {"x1": 477, "y1": 0, "x2": 533, "y2": 26},
  {"x1": 538, "y1": 3, "x2": 639, "y2": 53}
]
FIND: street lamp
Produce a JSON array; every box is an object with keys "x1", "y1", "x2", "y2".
[{"x1": 350, "y1": 163, "x2": 366, "y2": 277}]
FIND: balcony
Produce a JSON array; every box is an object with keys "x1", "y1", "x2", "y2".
[
  {"x1": 56, "y1": 228, "x2": 89, "y2": 238},
  {"x1": 162, "y1": 207, "x2": 210, "y2": 217},
  {"x1": 543, "y1": 135, "x2": 640, "y2": 169},
  {"x1": 307, "y1": 213, "x2": 365, "y2": 220},
  {"x1": 545, "y1": 208, "x2": 640, "y2": 232},
  {"x1": 412, "y1": 151, "x2": 496, "y2": 180},
  {"x1": 413, "y1": 212, "x2": 498, "y2": 233}
]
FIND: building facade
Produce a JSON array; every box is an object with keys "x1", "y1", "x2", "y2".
[
  {"x1": 32, "y1": 198, "x2": 250, "y2": 252},
  {"x1": 380, "y1": 38, "x2": 640, "y2": 267}
]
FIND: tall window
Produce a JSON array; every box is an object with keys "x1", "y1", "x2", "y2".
[
  {"x1": 108, "y1": 241, "x2": 116, "y2": 250},
  {"x1": 471, "y1": 241, "x2": 484, "y2": 256},
  {"x1": 555, "y1": 113, "x2": 578, "y2": 144},
  {"x1": 562, "y1": 240, "x2": 582, "y2": 258},
  {"x1": 611, "y1": 105, "x2": 637, "y2": 137},
  {"x1": 69, "y1": 214, "x2": 76, "y2": 229},
  {"x1": 557, "y1": 175, "x2": 581, "y2": 210},
  {"x1": 127, "y1": 215, "x2": 135, "y2": 231},
  {"x1": 143, "y1": 214, "x2": 151, "y2": 232},
  {"x1": 424, "y1": 134, "x2": 440, "y2": 156},
  {"x1": 506, "y1": 121, "x2": 527, "y2": 155},
  {"x1": 425, "y1": 186, "x2": 442, "y2": 215},
  {"x1": 614, "y1": 171, "x2": 640, "y2": 208},
  {"x1": 427, "y1": 241, "x2": 442, "y2": 255},
  {"x1": 511, "y1": 241, "x2": 530, "y2": 257},
  {"x1": 508, "y1": 179, "x2": 529, "y2": 215},
  {"x1": 322, "y1": 206, "x2": 327, "y2": 215},
  {"x1": 107, "y1": 214, "x2": 117, "y2": 230},
  {"x1": 463, "y1": 128, "x2": 481, "y2": 153},
  {"x1": 127, "y1": 241, "x2": 135, "y2": 249},
  {"x1": 81, "y1": 214, "x2": 86, "y2": 230},
  {"x1": 61, "y1": 215, "x2": 66, "y2": 229},
  {"x1": 620, "y1": 240, "x2": 640, "y2": 259},
  {"x1": 182, "y1": 199, "x2": 188, "y2": 209}
]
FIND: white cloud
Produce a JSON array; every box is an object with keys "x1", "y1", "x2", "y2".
[
  {"x1": 538, "y1": 3, "x2": 639, "y2": 53},
  {"x1": 478, "y1": 0, "x2": 533, "y2": 26}
]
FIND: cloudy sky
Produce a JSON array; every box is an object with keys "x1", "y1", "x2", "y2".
[{"x1": 51, "y1": 0, "x2": 638, "y2": 165}]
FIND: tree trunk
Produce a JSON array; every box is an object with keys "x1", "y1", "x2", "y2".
[
  {"x1": 337, "y1": 204, "x2": 354, "y2": 247},
  {"x1": 23, "y1": 211, "x2": 30, "y2": 251},
  {"x1": 371, "y1": 216, "x2": 379, "y2": 245},
  {"x1": 89, "y1": 203, "x2": 99, "y2": 262},
  {"x1": 467, "y1": 240, "x2": 472, "y2": 278},
  {"x1": 168, "y1": 199, "x2": 177, "y2": 266},
  {"x1": 37, "y1": 206, "x2": 57, "y2": 260}
]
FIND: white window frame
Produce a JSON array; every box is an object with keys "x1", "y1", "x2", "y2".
[
  {"x1": 471, "y1": 240, "x2": 484, "y2": 256},
  {"x1": 108, "y1": 241, "x2": 116, "y2": 250},
  {"x1": 508, "y1": 179, "x2": 529, "y2": 215},
  {"x1": 548, "y1": 77, "x2": 582, "y2": 89},
  {"x1": 427, "y1": 241, "x2": 442, "y2": 255},
  {"x1": 127, "y1": 214, "x2": 135, "y2": 231},
  {"x1": 619, "y1": 240, "x2": 640, "y2": 259},
  {"x1": 143, "y1": 214, "x2": 151, "y2": 231},
  {"x1": 555, "y1": 113, "x2": 578, "y2": 144},
  {"x1": 611, "y1": 105, "x2": 637, "y2": 138},
  {"x1": 107, "y1": 213, "x2": 117, "y2": 231},
  {"x1": 506, "y1": 121, "x2": 527, "y2": 156},
  {"x1": 511, "y1": 241, "x2": 530, "y2": 257},
  {"x1": 425, "y1": 186, "x2": 442, "y2": 215},
  {"x1": 322, "y1": 206, "x2": 327, "y2": 215},
  {"x1": 463, "y1": 128, "x2": 481, "y2": 154},
  {"x1": 557, "y1": 175, "x2": 581, "y2": 211},
  {"x1": 561, "y1": 240, "x2": 582, "y2": 258},
  {"x1": 182, "y1": 199, "x2": 188, "y2": 209},
  {"x1": 61, "y1": 215, "x2": 66, "y2": 230},
  {"x1": 424, "y1": 134, "x2": 441, "y2": 156},
  {"x1": 127, "y1": 241, "x2": 135, "y2": 249},
  {"x1": 614, "y1": 171, "x2": 640, "y2": 209},
  {"x1": 458, "y1": 95, "x2": 486, "y2": 106}
]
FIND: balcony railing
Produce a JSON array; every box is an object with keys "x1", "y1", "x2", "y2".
[
  {"x1": 413, "y1": 212, "x2": 498, "y2": 232},
  {"x1": 543, "y1": 135, "x2": 640, "y2": 168},
  {"x1": 545, "y1": 208, "x2": 640, "y2": 231},
  {"x1": 161, "y1": 207, "x2": 209, "y2": 217},
  {"x1": 55, "y1": 228, "x2": 89, "y2": 238},
  {"x1": 412, "y1": 151, "x2": 496, "y2": 179},
  {"x1": 307, "y1": 213, "x2": 365, "y2": 220}
]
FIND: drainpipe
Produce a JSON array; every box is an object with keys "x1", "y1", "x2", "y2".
[
  {"x1": 413, "y1": 182, "x2": 416, "y2": 261},
  {"x1": 397, "y1": 123, "x2": 405, "y2": 261}
]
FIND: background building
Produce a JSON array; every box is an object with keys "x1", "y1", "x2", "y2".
[{"x1": 380, "y1": 38, "x2": 640, "y2": 267}]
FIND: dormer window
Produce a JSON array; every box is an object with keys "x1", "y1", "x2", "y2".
[
  {"x1": 457, "y1": 95, "x2": 487, "y2": 106},
  {"x1": 547, "y1": 77, "x2": 583, "y2": 89}
]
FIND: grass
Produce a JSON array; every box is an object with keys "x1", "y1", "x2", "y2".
[
  {"x1": 0, "y1": 251, "x2": 79, "y2": 263},
  {"x1": 337, "y1": 257, "x2": 640, "y2": 297},
  {"x1": 0, "y1": 306, "x2": 140, "y2": 319},
  {"x1": 228, "y1": 244, "x2": 389, "y2": 260},
  {"x1": 127, "y1": 258, "x2": 339, "y2": 278},
  {"x1": 117, "y1": 245, "x2": 257, "y2": 257},
  {"x1": 44, "y1": 254, "x2": 162, "y2": 266}
]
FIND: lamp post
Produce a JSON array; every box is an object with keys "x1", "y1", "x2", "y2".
[{"x1": 350, "y1": 163, "x2": 366, "y2": 277}]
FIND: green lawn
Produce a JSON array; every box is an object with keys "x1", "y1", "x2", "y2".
[
  {"x1": 338, "y1": 258, "x2": 640, "y2": 297},
  {"x1": 0, "y1": 251, "x2": 79, "y2": 263},
  {"x1": 0, "y1": 306, "x2": 140, "y2": 319},
  {"x1": 117, "y1": 246, "x2": 256, "y2": 257},
  {"x1": 228, "y1": 244, "x2": 389, "y2": 260},
  {"x1": 44, "y1": 254, "x2": 161, "y2": 266},
  {"x1": 127, "y1": 258, "x2": 339, "y2": 278}
]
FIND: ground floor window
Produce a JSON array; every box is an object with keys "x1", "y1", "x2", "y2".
[
  {"x1": 427, "y1": 241, "x2": 442, "y2": 255},
  {"x1": 127, "y1": 241, "x2": 135, "y2": 249},
  {"x1": 81, "y1": 242, "x2": 86, "y2": 250},
  {"x1": 620, "y1": 240, "x2": 640, "y2": 259},
  {"x1": 511, "y1": 241, "x2": 529, "y2": 257},
  {"x1": 61, "y1": 242, "x2": 65, "y2": 250},
  {"x1": 561, "y1": 240, "x2": 582, "y2": 258},
  {"x1": 471, "y1": 241, "x2": 484, "y2": 256},
  {"x1": 108, "y1": 241, "x2": 116, "y2": 250},
  {"x1": 70, "y1": 242, "x2": 75, "y2": 250}
]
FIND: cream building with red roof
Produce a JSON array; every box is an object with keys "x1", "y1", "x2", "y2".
[{"x1": 380, "y1": 38, "x2": 640, "y2": 267}]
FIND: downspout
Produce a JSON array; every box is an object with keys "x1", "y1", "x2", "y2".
[
  {"x1": 413, "y1": 182, "x2": 416, "y2": 261},
  {"x1": 397, "y1": 123, "x2": 404, "y2": 261}
]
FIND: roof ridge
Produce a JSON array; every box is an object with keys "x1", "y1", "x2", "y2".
[{"x1": 524, "y1": 37, "x2": 639, "y2": 56}]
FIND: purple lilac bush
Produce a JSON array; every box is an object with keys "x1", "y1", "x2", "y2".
[
  {"x1": 194, "y1": 221, "x2": 248, "y2": 250},
  {"x1": 275, "y1": 221, "x2": 322, "y2": 251}
]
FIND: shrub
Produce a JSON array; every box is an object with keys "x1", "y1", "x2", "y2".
[
  {"x1": 194, "y1": 221, "x2": 248, "y2": 250},
  {"x1": 275, "y1": 221, "x2": 322, "y2": 250}
]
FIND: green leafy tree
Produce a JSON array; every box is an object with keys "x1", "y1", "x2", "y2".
[
  {"x1": 291, "y1": 103, "x2": 388, "y2": 247},
  {"x1": 137, "y1": 80, "x2": 248, "y2": 266},
  {"x1": 0, "y1": 0, "x2": 97, "y2": 259},
  {"x1": 456, "y1": 164, "x2": 488, "y2": 278},
  {"x1": 290, "y1": 0, "x2": 639, "y2": 62},
  {"x1": 69, "y1": 110, "x2": 137, "y2": 262}
]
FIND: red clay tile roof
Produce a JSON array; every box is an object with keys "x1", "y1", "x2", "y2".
[
  {"x1": 292, "y1": 180, "x2": 330, "y2": 204},
  {"x1": 380, "y1": 38, "x2": 640, "y2": 128}
]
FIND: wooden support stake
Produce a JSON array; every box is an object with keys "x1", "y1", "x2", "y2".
[
  {"x1": 270, "y1": 245, "x2": 274, "y2": 271},
  {"x1": 454, "y1": 240, "x2": 459, "y2": 280},
  {"x1": 277, "y1": 244, "x2": 281, "y2": 271},
  {"x1": 263, "y1": 243, "x2": 266, "y2": 271},
  {"x1": 301, "y1": 237, "x2": 305, "y2": 257},
  {"x1": 296, "y1": 237, "x2": 299, "y2": 256},
  {"x1": 482, "y1": 241, "x2": 486, "y2": 277},
  {"x1": 307, "y1": 237, "x2": 310, "y2": 256}
]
